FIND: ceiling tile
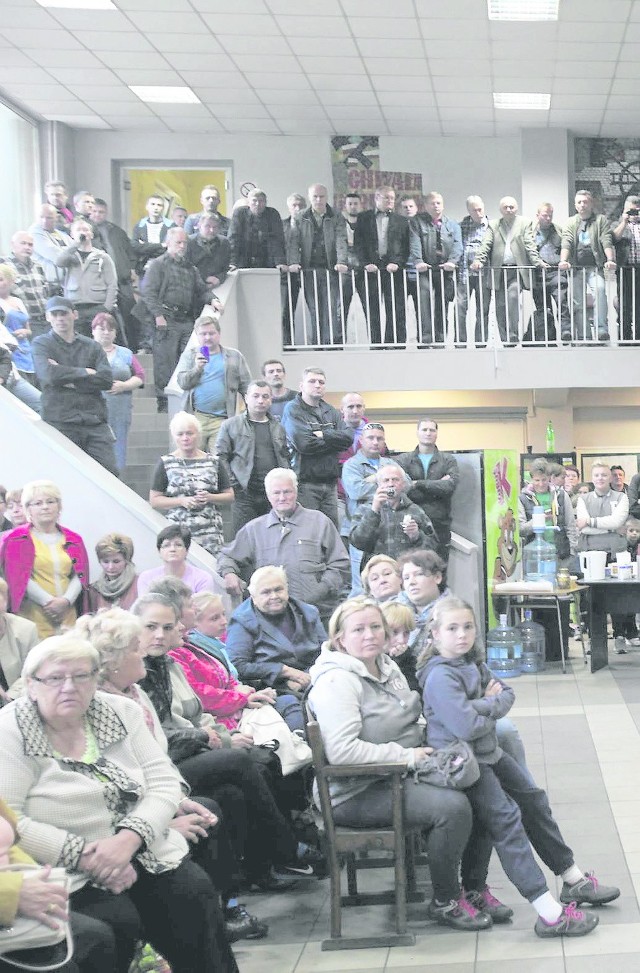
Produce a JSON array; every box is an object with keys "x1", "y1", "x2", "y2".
[
  {"x1": 349, "y1": 16, "x2": 420, "y2": 37},
  {"x1": 489, "y1": 21, "x2": 557, "y2": 42},
  {"x1": 0, "y1": 65, "x2": 57, "y2": 84},
  {"x1": 559, "y1": 0, "x2": 631, "y2": 20},
  {"x1": 554, "y1": 61, "x2": 617, "y2": 78},
  {"x1": 46, "y1": 115, "x2": 113, "y2": 129},
  {"x1": 420, "y1": 18, "x2": 489, "y2": 40},
  {"x1": 128, "y1": 11, "x2": 211, "y2": 32},
  {"x1": 0, "y1": 29, "x2": 83, "y2": 49},
  {"x1": 341, "y1": 0, "x2": 416, "y2": 15},
  {"x1": 199, "y1": 13, "x2": 279, "y2": 33},
  {"x1": 261, "y1": 88, "x2": 321, "y2": 105},
  {"x1": 0, "y1": 7, "x2": 60, "y2": 28},
  {"x1": 305, "y1": 74, "x2": 372, "y2": 91},
  {"x1": 274, "y1": 15, "x2": 346, "y2": 36},
  {"x1": 47, "y1": 10, "x2": 135, "y2": 30},
  {"x1": 437, "y1": 92, "x2": 492, "y2": 107},
  {"x1": 551, "y1": 95, "x2": 608, "y2": 110},
  {"x1": 328, "y1": 106, "x2": 384, "y2": 119},
  {"x1": 610, "y1": 78, "x2": 640, "y2": 94},
  {"x1": 101, "y1": 115, "x2": 169, "y2": 129},
  {"x1": 78, "y1": 99, "x2": 153, "y2": 114},
  {"x1": 146, "y1": 32, "x2": 221, "y2": 53},
  {"x1": 179, "y1": 68, "x2": 246, "y2": 84},
  {"x1": 73, "y1": 85, "x2": 135, "y2": 99},
  {"x1": 212, "y1": 105, "x2": 272, "y2": 118},
  {"x1": 429, "y1": 58, "x2": 491, "y2": 76},
  {"x1": 358, "y1": 38, "x2": 424, "y2": 57},
  {"x1": 164, "y1": 52, "x2": 235, "y2": 69},
  {"x1": 244, "y1": 72, "x2": 311, "y2": 88},
  {"x1": 619, "y1": 42, "x2": 640, "y2": 59},
  {"x1": 553, "y1": 42, "x2": 621, "y2": 60},
  {"x1": 230, "y1": 54, "x2": 302, "y2": 72},
  {"x1": 607, "y1": 94, "x2": 640, "y2": 109},
  {"x1": 381, "y1": 106, "x2": 439, "y2": 120},
  {"x1": 215, "y1": 34, "x2": 290, "y2": 54},
  {"x1": 558, "y1": 21, "x2": 626, "y2": 42},
  {"x1": 431, "y1": 38, "x2": 491, "y2": 57},
  {"x1": 224, "y1": 118, "x2": 281, "y2": 131},
  {"x1": 298, "y1": 56, "x2": 366, "y2": 74},
  {"x1": 288, "y1": 37, "x2": 358, "y2": 56},
  {"x1": 114, "y1": 68, "x2": 185, "y2": 84},
  {"x1": 194, "y1": 86, "x2": 260, "y2": 103},
  {"x1": 433, "y1": 76, "x2": 492, "y2": 92},
  {"x1": 74, "y1": 31, "x2": 154, "y2": 51},
  {"x1": 118, "y1": 0, "x2": 195, "y2": 9},
  {"x1": 421, "y1": 0, "x2": 486, "y2": 18},
  {"x1": 272, "y1": 117, "x2": 334, "y2": 133},
  {"x1": 96, "y1": 51, "x2": 170, "y2": 69},
  {"x1": 317, "y1": 90, "x2": 379, "y2": 106},
  {"x1": 2, "y1": 83, "x2": 77, "y2": 100},
  {"x1": 440, "y1": 108, "x2": 495, "y2": 121},
  {"x1": 377, "y1": 90, "x2": 435, "y2": 106},
  {"x1": 369, "y1": 74, "x2": 430, "y2": 90},
  {"x1": 23, "y1": 49, "x2": 104, "y2": 68},
  {"x1": 363, "y1": 57, "x2": 428, "y2": 75},
  {"x1": 190, "y1": 0, "x2": 268, "y2": 10},
  {"x1": 50, "y1": 67, "x2": 121, "y2": 86}
]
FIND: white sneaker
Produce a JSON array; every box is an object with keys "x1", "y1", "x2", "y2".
[{"x1": 628, "y1": 637, "x2": 640, "y2": 647}]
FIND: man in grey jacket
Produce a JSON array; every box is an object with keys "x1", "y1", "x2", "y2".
[
  {"x1": 559, "y1": 190, "x2": 616, "y2": 342},
  {"x1": 217, "y1": 468, "x2": 349, "y2": 623},
  {"x1": 52, "y1": 219, "x2": 118, "y2": 337},
  {"x1": 216, "y1": 380, "x2": 291, "y2": 532},
  {"x1": 176, "y1": 315, "x2": 251, "y2": 451}
]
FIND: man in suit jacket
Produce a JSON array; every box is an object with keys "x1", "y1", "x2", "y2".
[
  {"x1": 287, "y1": 184, "x2": 342, "y2": 347},
  {"x1": 353, "y1": 186, "x2": 410, "y2": 346},
  {"x1": 472, "y1": 196, "x2": 542, "y2": 345},
  {"x1": 228, "y1": 189, "x2": 287, "y2": 270}
]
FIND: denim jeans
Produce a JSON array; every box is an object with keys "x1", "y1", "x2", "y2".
[{"x1": 461, "y1": 754, "x2": 574, "y2": 902}]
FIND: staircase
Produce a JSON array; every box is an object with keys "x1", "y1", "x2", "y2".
[{"x1": 122, "y1": 353, "x2": 171, "y2": 499}]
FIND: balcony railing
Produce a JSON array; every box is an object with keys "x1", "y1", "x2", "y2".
[{"x1": 281, "y1": 266, "x2": 636, "y2": 351}]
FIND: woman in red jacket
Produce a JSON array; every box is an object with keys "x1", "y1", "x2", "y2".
[{"x1": 0, "y1": 480, "x2": 89, "y2": 638}]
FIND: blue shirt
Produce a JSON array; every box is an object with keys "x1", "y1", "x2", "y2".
[
  {"x1": 418, "y1": 453, "x2": 433, "y2": 476},
  {"x1": 192, "y1": 351, "x2": 226, "y2": 416}
]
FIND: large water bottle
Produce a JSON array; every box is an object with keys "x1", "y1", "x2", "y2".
[
  {"x1": 522, "y1": 506, "x2": 557, "y2": 583},
  {"x1": 516, "y1": 609, "x2": 546, "y2": 673},
  {"x1": 485, "y1": 614, "x2": 523, "y2": 678}
]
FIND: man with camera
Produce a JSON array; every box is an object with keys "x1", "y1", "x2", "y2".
[
  {"x1": 349, "y1": 463, "x2": 437, "y2": 567},
  {"x1": 612, "y1": 194, "x2": 640, "y2": 344},
  {"x1": 51, "y1": 219, "x2": 118, "y2": 337}
]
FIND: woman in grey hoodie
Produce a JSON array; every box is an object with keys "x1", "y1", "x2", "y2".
[
  {"x1": 418, "y1": 595, "x2": 619, "y2": 940},
  {"x1": 308, "y1": 596, "x2": 489, "y2": 932}
]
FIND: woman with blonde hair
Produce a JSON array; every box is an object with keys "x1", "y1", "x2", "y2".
[
  {"x1": 0, "y1": 480, "x2": 89, "y2": 637},
  {"x1": 360, "y1": 554, "x2": 402, "y2": 603},
  {"x1": 149, "y1": 411, "x2": 233, "y2": 556},
  {"x1": 88, "y1": 532, "x2": 139, "y2": 612},
  {"x1": 0, "y1": 263, "x2": 34, "y2": 381},
  {"x1": 308, "y1": 596, "x2": 489, "y2": 932}
]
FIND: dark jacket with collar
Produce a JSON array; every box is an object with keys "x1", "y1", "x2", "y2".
[
  {"x1": 350, "y1": 493, "x2": 437, "y2": 562},
  {"x1": 130, "y1": 217, "x2": 175, "y2": 270},
  {"x1": 474, "y1": 216, "x2": 542, "y2": 288},
  {"x1": 354, "y1": 209, "x2": 410, "y2": 268},
  {"x1": 186, "y1": 234, "x2": 231, "y2": 284},
  {"x1": 215, "y1": 412, "x2": 290, "y2": 490},
  {"x1": 31, "y1": 330, "x2": 113, "y2": 426},
  {"x1": 228, "y1": 206, "x2": 286, "y2": 268},
  {"x1": 396, "y1": 447, "x2": 460, "y2": 528},
  {"x1": 281, "y1": 393, "x2": 354, "y2": 485},
  {"x1": 409, "y1": 214, "x2": 463, "y2": 267},
  {"x1": 226, "y1": 595, "x2": 326, "y2": 688},
  {"x1": 561, "y1": 214, "x2": 613, "y2": 268},
  {"x1": 93, "y1": 220, "x2": 136, "y2": 282},
  {"x1": 287, "y1": 205, "x2": 338, "y2": 268}
]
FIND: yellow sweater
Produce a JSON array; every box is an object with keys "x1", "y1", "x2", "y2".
[{"x1": 0, "y1": 798, "x2": 36, "y2": 927}]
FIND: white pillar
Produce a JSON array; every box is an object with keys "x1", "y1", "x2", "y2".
[{"x1": 521, "y1": 129, "x2": 573, "y2": 224}]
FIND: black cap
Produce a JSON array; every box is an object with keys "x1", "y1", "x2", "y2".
[{"x1": 45, "y1": 296, "x2": 75, "y2": 313}]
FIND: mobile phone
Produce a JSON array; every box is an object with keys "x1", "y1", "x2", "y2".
[
  {"x1": 629, "y1": 209, "x2": 639, "y2": 217},
  {"x1": 199, "y1": 345, "x2": 210, "y2": 361},
  {"x1": 386, "y1": 487, "x2": 396, "y2": 498}
]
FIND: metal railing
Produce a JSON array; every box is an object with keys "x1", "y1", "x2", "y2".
[{"x1": 281, "y1": 266, "x2": 635, "y2": 351}]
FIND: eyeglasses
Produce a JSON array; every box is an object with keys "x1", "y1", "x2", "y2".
[
  {"x1": 31, "y1": 669, "x2": 99, "y2": 688},
  {"x1": 362, "y1": 422, "x2": 384, "y2": 432}
]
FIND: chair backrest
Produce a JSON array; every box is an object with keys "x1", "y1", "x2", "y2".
[{"x1": 306, "y1": 719, "x2": 338, "y2": 844}]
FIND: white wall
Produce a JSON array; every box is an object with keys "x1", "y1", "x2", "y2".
[
  {"x1": 72, "y1": 130, "x2": 523, "y2": 222},
  {"x1": 0, "y1": 101, "x2": 40, "y2": 252}
]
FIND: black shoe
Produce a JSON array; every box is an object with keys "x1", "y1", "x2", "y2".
[
  {"x1": 244, "y1": 869, "x2": 299, "y2": 893},
  {"x1": 156, "y1": 397, "x2": 168, "y2": 414},
  {"x1": 224, "y1": 905, "x2": 268, "y2": 943}
]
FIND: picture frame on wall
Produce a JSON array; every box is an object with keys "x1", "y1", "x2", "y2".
[{"x1": 580, "y1": 453, "x2": 640, "y2": 485}]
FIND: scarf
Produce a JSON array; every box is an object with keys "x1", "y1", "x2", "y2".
[
  {"x1": 186, "y1": 630, "x2": 238, "y2": 679},
  {"x1": 91, "y1": 562, "x2": 137, "y2": 602}
]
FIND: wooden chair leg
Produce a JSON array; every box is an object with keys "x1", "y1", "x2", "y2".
[
  {"x1": 329, "y1": 852, "x2": 342, "y2": 940},
  {"x1": 346, "y1": 854, "x2": 358, "y2": 898}
]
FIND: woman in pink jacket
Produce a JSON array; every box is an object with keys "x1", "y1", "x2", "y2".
[
  {"x1": 170, "y1": 591, "x2": 276, "y2": 729},
  {"x1": 0, "y1": 480, "x2": 89, "y2": 638}
]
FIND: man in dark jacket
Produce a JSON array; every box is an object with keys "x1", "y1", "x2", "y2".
[
  {"x1": 90, "y1": 198, "x2": 138, "y2": 348},
  {"x1": 31, "y1": 297, "x2": 117, "y2": 475},
  {"x1": 130, "y1": 195, "x2": 175, "y2": 273},
  {"x1": 186, "y1": 214, "x2": 230, "y2": 287},
  {"x1": 354, "y1": 186, "x2": 410, "y2": 346},
  {"x1": 396, "y1": 418, "x2": 459, "y2": 561},
  {"x1": 523, "y1": 202, "x2": 569, "y2": 344},
  {"x1": 410, "y1": 192, "x2": 463, "y2": 345},
  {"x1": 216, "y1": 380, "x2": 291, "y2": 533},
  {"x1": 281, "y1": 367, "x2": 353, "y2": 528},
  {"x1": 287, "y1": 184, "x2": 341, "y2": 346},
  {"x1": 229, "y1": 189, "x2": 287, "y2": 271},
  {"x1": 281, "y1": 194, "x2": 305, "y2": 344}
]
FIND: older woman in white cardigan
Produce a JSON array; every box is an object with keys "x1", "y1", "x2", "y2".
[
  {"x1": 0, "y1": 577, "x2": 38, "y2": 701},
  {"x1": 0, "y1": 633, "x2": 238, "y2": 973}
]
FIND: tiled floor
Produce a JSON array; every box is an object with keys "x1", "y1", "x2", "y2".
[{"x1": 233, "y1": 641, "x2": 640, "y2": 973}]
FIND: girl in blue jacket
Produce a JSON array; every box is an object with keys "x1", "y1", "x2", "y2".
[{"x1": 417, "y1": 595, "x2": 619, "y2": 940}]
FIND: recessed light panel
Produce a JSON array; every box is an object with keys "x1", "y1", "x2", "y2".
[
  {"x1": 129, "y1": 86, "x2": 201, "y2": 104},
  {"x1": 494, "y1": 92, "x2": 551, "y2": 109},
  {"x1": 488, "y1": 0, "x2": 559, "y2": 20}
]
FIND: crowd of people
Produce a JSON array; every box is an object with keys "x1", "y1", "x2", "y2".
[{"x1": 0, "y1": 178, "x2": 632, "y2": 969}]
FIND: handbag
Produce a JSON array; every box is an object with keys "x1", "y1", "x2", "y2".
[
  {"x1": 0, "y1": 864, "x2": 73, "y2": 972},
  {"x1": 413, "y1": 740, "x2": 480, "y2": 791},
  {"x1": 238, "y1": 706, "x2": 312, "y2": 776}
]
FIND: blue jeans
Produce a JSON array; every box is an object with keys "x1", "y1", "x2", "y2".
[
  {"x1": 572, "y1": 268, "x2": 608, "y2": 339},
  {"x1": 349, "y1": 542, "x2": 364, "y2": 596},
  {"x1": 274, "y1": 692, "x2": 305, "y2": 733},
  {"x1": 10, "y1": 375, "x2": 41, "y2": 414},
  {"x1": 461, "y1": 754, "x2": 574, "y2": 902},
  {"x1": 496, "y1": 717, "x2": 528, "y2": 768}
]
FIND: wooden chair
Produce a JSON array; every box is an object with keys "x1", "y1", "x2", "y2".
[{"x1": 306, "y1": 719, "x2": 424, "y2": 951}]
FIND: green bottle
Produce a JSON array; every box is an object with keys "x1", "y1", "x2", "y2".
[{"x1": 545, "y1": 420, "x2": 555, "y2": 453}]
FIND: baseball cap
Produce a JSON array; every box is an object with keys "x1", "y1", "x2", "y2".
[{"x1": 45, "y1": 296, "x2": 75, "y2": 313}]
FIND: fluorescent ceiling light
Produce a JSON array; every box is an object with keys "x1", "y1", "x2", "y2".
[
  {"x1": 488, "y1": 0, "x2": 559, "y2": 20},
  {"x1": 494, "y1": 92, "x2": 551, "y2": 109},
  {"x1": 130, "y1": 86, "x2": 201, "y2": 105},
  {"x1": 36, "y1": 0, "x2": 116, "y2": 8}
]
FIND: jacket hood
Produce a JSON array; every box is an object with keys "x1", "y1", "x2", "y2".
[
  {"x1": 416, "y1": 651, "x2": 474, "y2": 689},
  {"x1": 309, "y1": 646, "x2": 397, "y2": 686}
]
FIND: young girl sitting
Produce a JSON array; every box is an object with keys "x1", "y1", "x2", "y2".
[{"x1": 417, "y1": 595, "x2": 620, "y2": 939}]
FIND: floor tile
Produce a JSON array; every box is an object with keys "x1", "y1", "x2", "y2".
[
  {"x1": 295, "y1": 942, "x2": 389, "y2": 971},
  {"x1": 234, "y1": 941, "x2": 304, "y2": 973},
  {"x1": 562, "y1": 920, "x2": 640, "y2": 956},
  {"x1": 385, "y1": 932, "x2": 477, "y2": 967},
  {"x1": 476, "y1": 959, "x2": 565, "y2": 973},
  {"x1": 474, "y1": 927, "x2": 563, "y2": 961},
  {"x1": 565, "y1": 955, "x2": 640, "y2": 973}
]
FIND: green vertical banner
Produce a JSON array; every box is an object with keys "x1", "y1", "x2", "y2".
[{"x1": 483, "y1": 449, "x2": 521, "y2": 628}]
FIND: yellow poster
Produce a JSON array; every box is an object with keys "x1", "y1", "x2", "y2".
[{"x1": 125, "y1": 169, "x2": 229, "y2": 226}]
